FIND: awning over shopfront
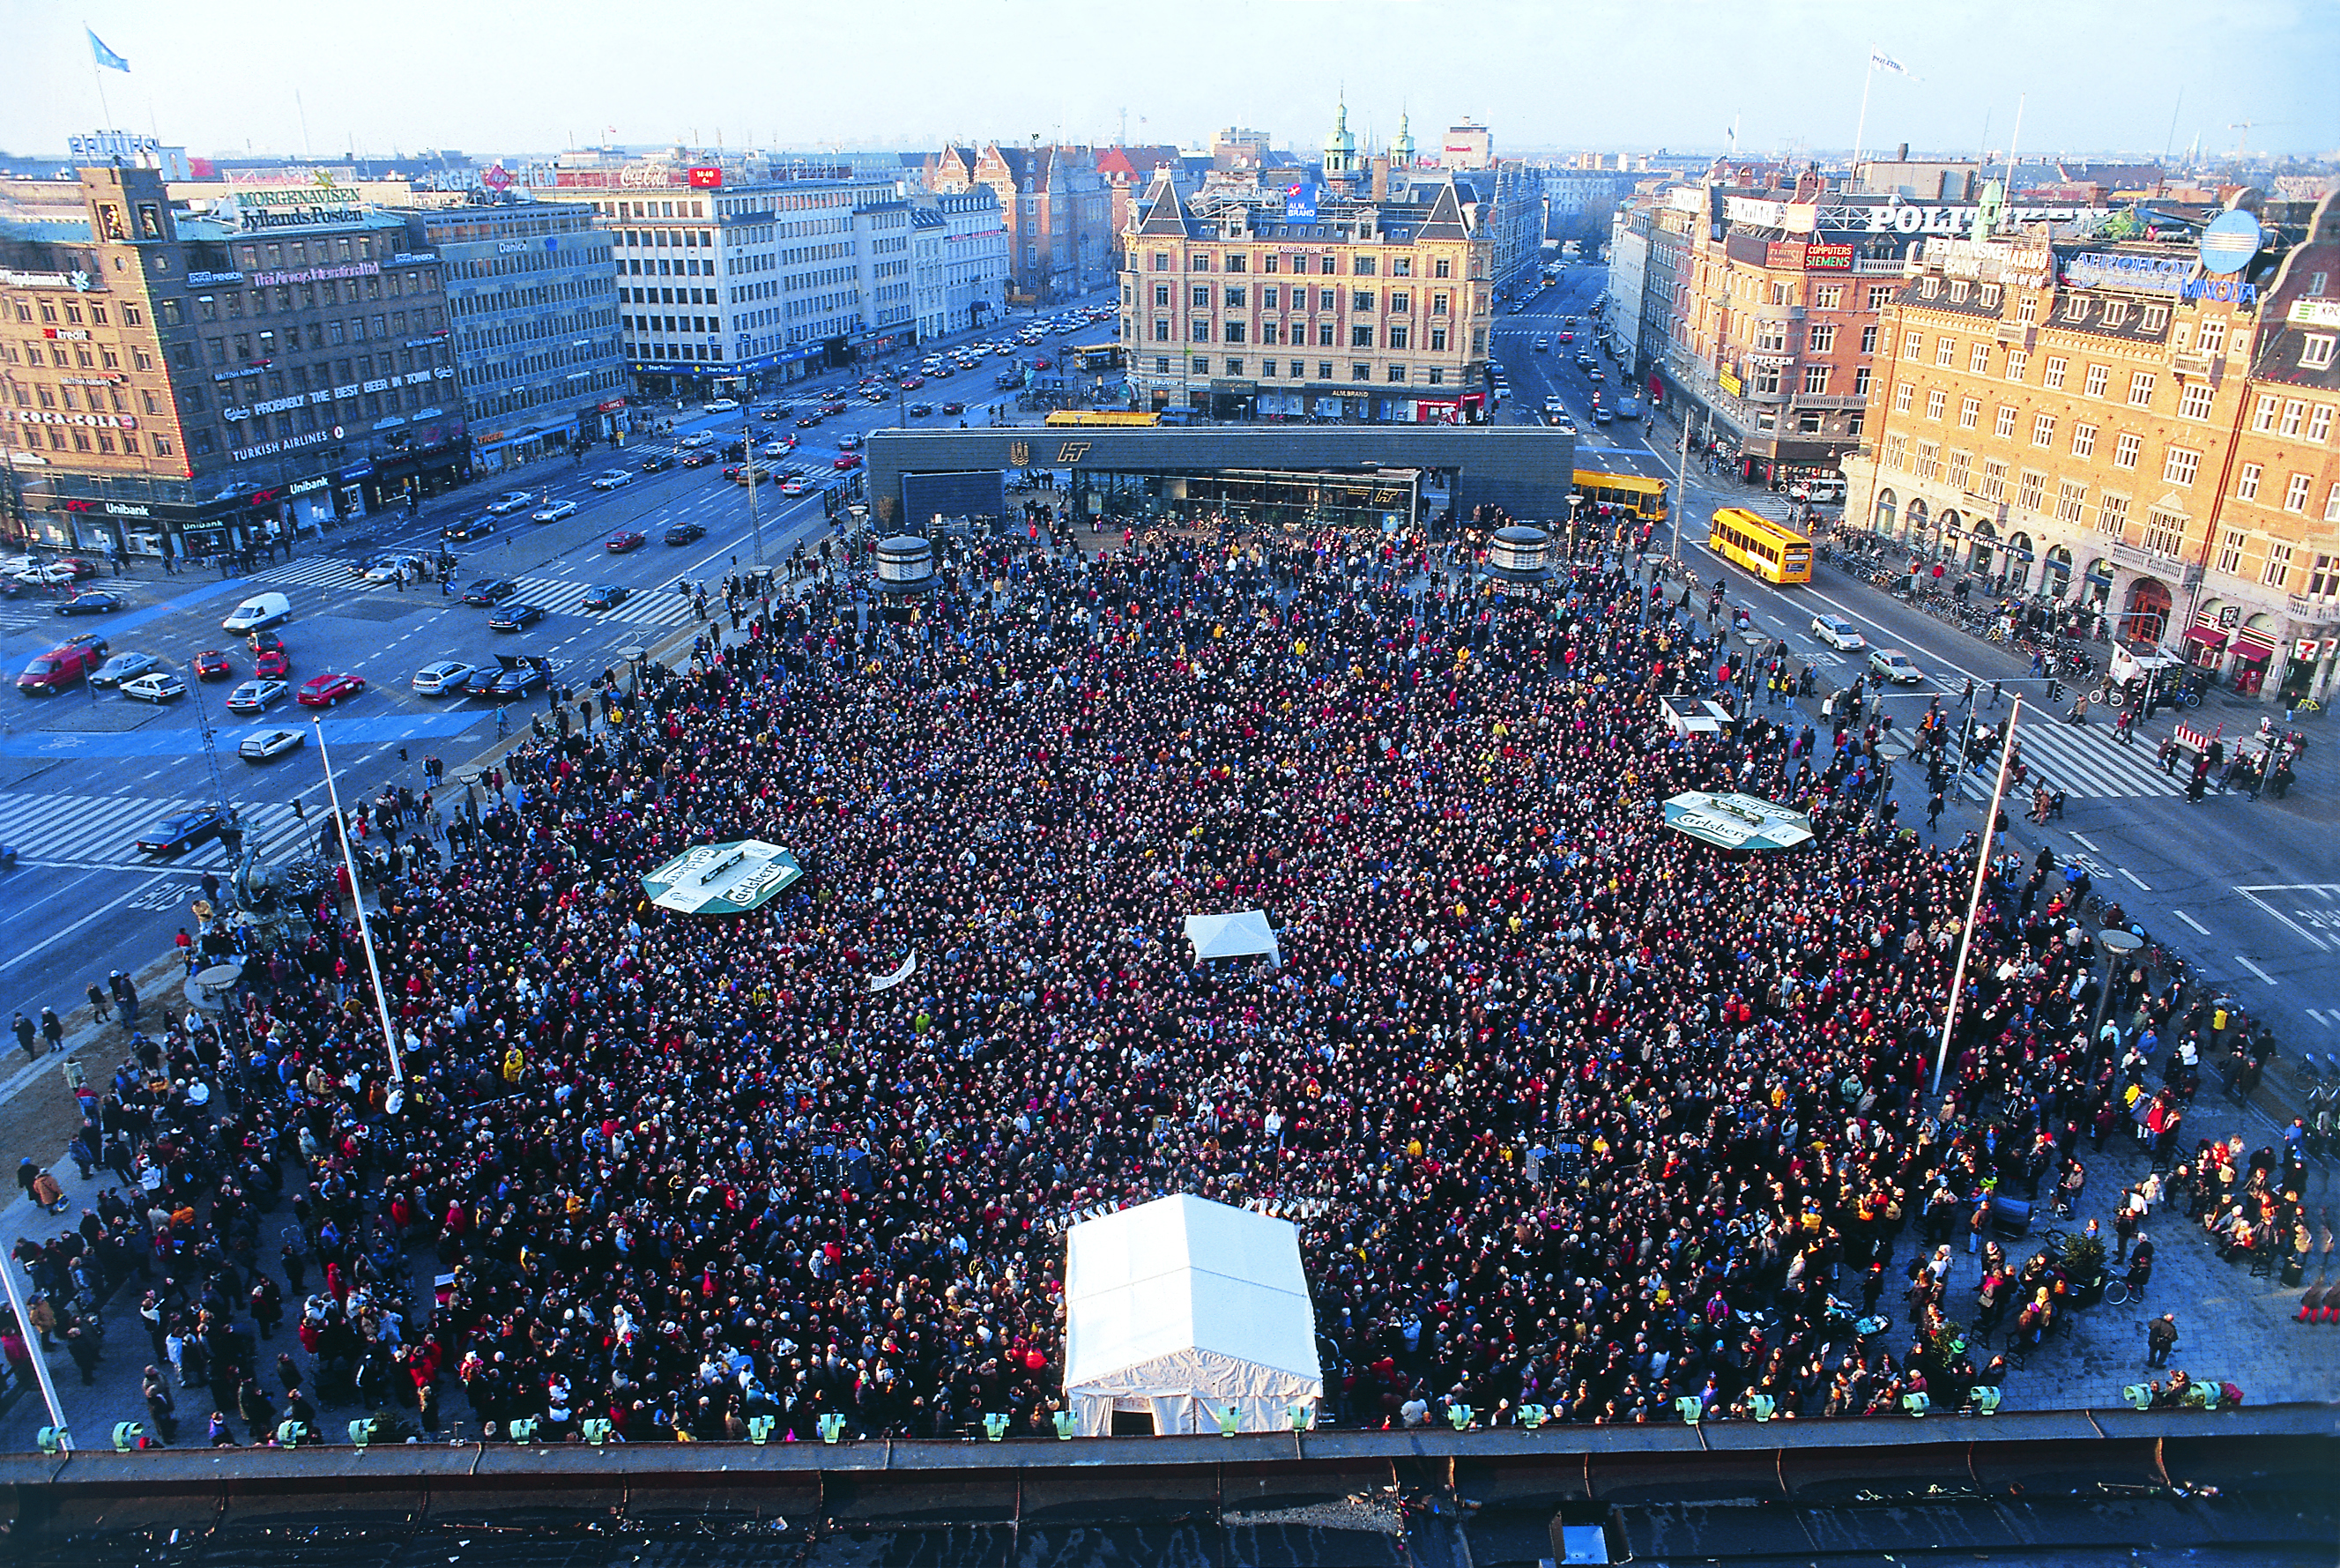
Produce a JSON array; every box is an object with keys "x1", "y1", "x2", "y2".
[
  {"x1": 2181, "y1": 626, "x2": 2229, "y2": 655},
  {"x1": 2231, "y1": 628, "x2": 2278, "y2": 661}
]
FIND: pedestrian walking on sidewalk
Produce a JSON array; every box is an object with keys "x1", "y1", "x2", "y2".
[
  {"x1": 2146, "y1": 1312, "x2": 2179, "y2": 1367},
  {"x1": 85, "y1": 980, "x2": 111, "y2": 1026},
  {"x1": 13, "y1": 1010, "x2": 38, "y2": 1063}
]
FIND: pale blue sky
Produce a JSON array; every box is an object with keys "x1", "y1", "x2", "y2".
[{"x1": 9, "y1": 0, "x2": 2331, "y2": 164}]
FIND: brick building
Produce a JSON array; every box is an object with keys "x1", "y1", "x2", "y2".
[
  {"x1": 1, "y1": 163, "x2": 463, "y2": 561},
  {"x1": 1850, "y1": 196, "x2": 2337, "y2": 703},
  {"x1": 1118, "y1": 167, "x2": 1493, "y2": 423},
  {"x1": 924, "y1": 145, "x2": 1111, "y2": 308},
  {"x1": 1631, "y1": 173, "x2": 2112, "y2": 495}
]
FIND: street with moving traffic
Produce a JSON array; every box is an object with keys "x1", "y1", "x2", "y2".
[{"x1": 0, "y1": 293, "x2": 1127, "y2": 1029}]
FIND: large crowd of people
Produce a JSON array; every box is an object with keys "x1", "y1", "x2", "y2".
[{"x1": 7, "y1": 516, "x2": 2292, "y2": 1445}]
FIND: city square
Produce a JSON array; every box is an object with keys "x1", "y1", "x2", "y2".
[{"x1": 0, "y1": 4, "x2": 2333, "y2": 1564}]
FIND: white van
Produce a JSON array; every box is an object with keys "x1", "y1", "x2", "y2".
[{"x1": 221, "y1": 591, "x2": 291, "y2": 633}]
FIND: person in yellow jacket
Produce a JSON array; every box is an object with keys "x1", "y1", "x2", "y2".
[{"x1": 502, "y1": 1044, "x2": 525, "y2": 1085}]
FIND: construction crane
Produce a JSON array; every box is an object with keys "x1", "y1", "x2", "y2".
[{"x1": 2229, "y1": 122, "x2": 2255, "y2": 152}]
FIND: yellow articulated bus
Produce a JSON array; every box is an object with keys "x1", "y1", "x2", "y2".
[
  {"x1": 1708, "y1": 508, "x2": 1813, "y2": 584},
  {"x1": 1571, "y1": 469, "x2": 1669, "y2": 524},
  {"x1": 1044, "y1": 410, "x2": 1158, "y2": 427}
]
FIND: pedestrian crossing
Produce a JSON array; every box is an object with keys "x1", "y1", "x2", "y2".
[
  {"x1": 0, "y1": 792, "x2": 327, "y2": 873},
  {"x1": 250, "y1": 557, "x2": 368, "y2": 590},
  {"x1": 1947, "y1": 716, "x2": 2184, "y2": 800},
  {"x1": 242, "y1": 557, "x2": 702, "y2": 628},
  {"x1": 505, "y1": 576, "x2": 702, "y2": 628}
]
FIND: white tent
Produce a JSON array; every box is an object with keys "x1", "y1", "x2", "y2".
[
  {"x1": 1183, "y1": 909, "x2": 1280, "y2": 966},
  {"x1": 1063, "y1": 1193, "x2": 1321, "y2": 1436}
]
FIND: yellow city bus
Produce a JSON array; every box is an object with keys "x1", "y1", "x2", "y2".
[
  {"x1": 1071, "y1": 343, "x2": 1125, "y2": 373},
  {"x1": 1044, "y1": 410, "x2": 1158, "y2": 427},
  {"x1": 1708, "y1": 508, "x2": 1813, "y2": 584},
  {"x1": 1571, "y1": 469, "x2": 1669, "y2": 524}
]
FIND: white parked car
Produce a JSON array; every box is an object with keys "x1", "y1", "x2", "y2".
[
  {"x1": 411, "y1": 660, "x2": 474, "y2": 696},
  {"x1": 531, "y1": 500, "x2": 578, "y2": 524},
  {"x1": 1810, "y1": 614, "x2": 1867, "y2": 651},
  {"x1": 225, "y1": 678, "x2": 288, "y2": 714},
  {"x1": 120, "y1": 671, "x2": 188, "y2": 702},
  {"x1": 588, "y1": 469, "x2": 634, "y2": 490},
  {"x1": 238, "y1": 727, "x2": 306, "y2": 762},
  {"x1": 365, "y1": 554, "x2": 424, "y2": 583},
  {"x1": 1869, "y1": 649, "x2": 1925, "y2": 685}
]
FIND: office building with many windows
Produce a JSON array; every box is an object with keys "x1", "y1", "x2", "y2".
[
  {"x1": 576, "y1": 167, "x2": 919, "y2": 399},
  {"x1": 1, "y1": 162, "x2": 462, "y2": 561},
  {"x1": 397, "y1": 199, "x2": 626, "y2": 472}
]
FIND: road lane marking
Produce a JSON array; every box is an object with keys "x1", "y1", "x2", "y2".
[
  {"x1": 2234, "y1": 955, "x2": 2279, "y2": 985},
  {"x1": 2118, "y1": 867, "x2": 2151, "y2": 891},
  {"x1": 2176, "y1": 910, "x2": 2211, "y2": 935},
  {"x1": 0, "y1": 871, "x2": 175, "y2": 977},
  {"x1": 2231, "y1": 884, "x2": 2338, "y2": 952},
  {"x1": 2069, "y1": 832, "x2": 2100, "y2": 852}
]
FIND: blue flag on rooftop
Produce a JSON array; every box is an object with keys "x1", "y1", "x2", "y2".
[{"x1": 87, "y1": 27, "x2": 130, "y2": 72}]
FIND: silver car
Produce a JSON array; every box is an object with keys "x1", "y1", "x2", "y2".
[
  {"x1": 411, "y1": 659, "x2": 474, "y2": 696},
  {"x1": 238, "y1": 727, "x2": 306, "y2": 762},
  {"x1": 225, "y1": 678, "x2": 287, "y2": 714},
  {"x1": 90, "y1": 650, "x2": 158, "y2": 688}
]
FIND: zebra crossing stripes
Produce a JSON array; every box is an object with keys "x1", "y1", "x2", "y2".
[
  {"x1": 0, "y1": 792, "x2": 321, "y2": 872},
  {"x1": 251, "y1": 556, "x2": 370, "y2": 590},
  {"x1": 1952, "y1": 717, "x2": 2183, "y2": 800},
  {"x1": 505, "y1": 576, "x2": 702, "y2": 628},
  {"x1": 246, "y1": 559, "x2": 700, "y2": 628}
]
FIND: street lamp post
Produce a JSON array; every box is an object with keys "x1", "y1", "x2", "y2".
[
  {"x1": 741, "y1": 405, "x2": 765, "y2": 565},
  {"x1": 187, "y1": 658, "x2": 236, "y2": 831}
]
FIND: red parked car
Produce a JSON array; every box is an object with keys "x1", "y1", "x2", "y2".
[
  {"x1": 296, "y1": 672, "x2": 366, "y2": 707},
  {"x1": 605, "y1": 530, "x2": 648, "y2": 554}
]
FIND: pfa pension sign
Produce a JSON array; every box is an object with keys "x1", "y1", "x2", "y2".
[{"x1": 641, "y1": 839, "x2": 805, "y2": 915}]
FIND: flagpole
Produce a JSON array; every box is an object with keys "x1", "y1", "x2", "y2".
[
  {"x1": 91, "y1": 56, "x2": 113, "y2": 129},
  {"x1": 1851, "y1": 50, "x2": 1876, "y2": 183},
  {"x1": 1932, "y1": 696, "x2": 2024, "y2": 1097}
]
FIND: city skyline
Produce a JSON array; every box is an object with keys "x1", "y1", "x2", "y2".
[{"x1": 8, "y1": 0, "x2": 2332, "y2": 166}]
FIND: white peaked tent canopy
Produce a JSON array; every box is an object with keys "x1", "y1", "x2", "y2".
[
  {"x1": 1183, "y1": 909, "x2": 1281, "y2": 966},
  {"x1": 1063, "y1": 1193, "x2": 1321, "y2": 1436}
]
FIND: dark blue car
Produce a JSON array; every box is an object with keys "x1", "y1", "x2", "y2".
[{"x1": 136, "y1": 803, "x2": 233, "y2": 855}]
